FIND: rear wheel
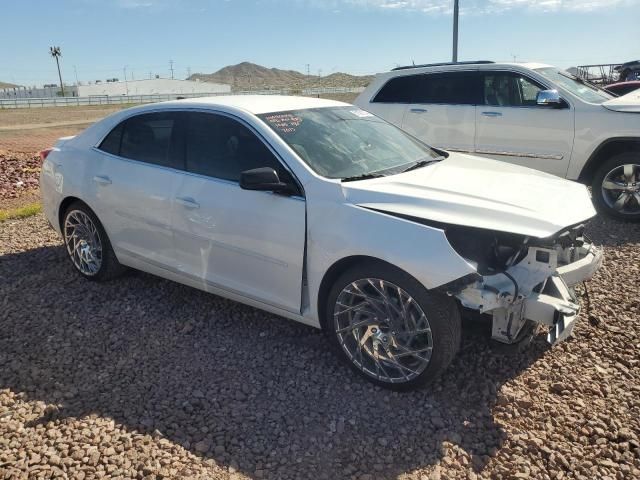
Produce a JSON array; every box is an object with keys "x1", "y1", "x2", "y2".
[
  {"x1": 62, "y1": 202, "x2": 126, "y2": 281},
  {"x1": 325, "y1": 262, "x2": 461, "y2": 390},
  {"x1": 591, "y1": 152, "x2": 640, "y2": 221}
]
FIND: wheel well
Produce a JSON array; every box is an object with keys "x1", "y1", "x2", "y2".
[
  {"x1": 57, "y1": 196, "x2": 87, "y2": 231},
  {"x1": 316, "y1": 255, "x2": 401, "y2": 330},
  {"x1": 579, "y1": 139, "x2": 640, "y2": 184}
]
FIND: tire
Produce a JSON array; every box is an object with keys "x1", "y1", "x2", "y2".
[
  {"x1": 62, "y1": 201, "x2": 126, "y2": 281},
  {"x1": 591, "y1": 152, "x2": 640, "y2": 221},
  {"x1": 324, "y1": 261, "x2": 461, "y2": 391}
]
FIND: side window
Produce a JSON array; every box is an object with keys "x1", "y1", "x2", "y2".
[
  {"x1": 98, "y1": 122, "x2": 123, "y2": 155},
  {"x1": 119, "y1": 112, "x2": 182, "y2": 168},
  {"x1": 372, "y1": 75, "x2": 420, "y2": 103},
  {"x1": 483, "y1": 72, "x2": 544, "y2": 107},
  {"x1": 185, "y1": 112, "x2": 293, "y2": 184},
  {"x1": 413, "y1": 72, "x2": 481, "y2": 105}
]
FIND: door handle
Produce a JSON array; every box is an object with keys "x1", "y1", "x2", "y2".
[
  {"x1": 92, "y1": 175, "x2": 112, "y2": 185},
  {"x1": 410, "y1": 108, "x2": 428, "y2": 113},
  {"x1": 481, "y1": 111, "x2": 503, "y2": 117},
  {"x1": 176, "y1": 197, "x2": 200, "y2": 209}
]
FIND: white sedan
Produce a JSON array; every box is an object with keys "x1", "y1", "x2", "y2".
[{"x1": 40, "y1": 95, "x2": 603, "y2": 390}]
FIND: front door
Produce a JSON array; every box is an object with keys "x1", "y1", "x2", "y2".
[
  {"x1": 474, "y1": 70, "x2": 575, "y2": 177},
  {"x1": 171, "y1": 111, "x2": 306, "y2": 313}
]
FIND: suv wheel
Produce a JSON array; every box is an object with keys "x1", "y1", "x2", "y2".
[
  {"x1": 591, "y1": 152, "x2": 640, "y2": 221},
  {"x1": 325, "y1": 262, "x2": 461, "y2": 391},
  {"x1": 62, "y1": 201, "x2": 126, "y2": 281}
]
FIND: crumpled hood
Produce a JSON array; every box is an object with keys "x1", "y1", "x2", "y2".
[
  {"x1": 603, "y1": 90, "x2": 640, "y2": 112},
  {"x1": 342, "y1": 153, "x2": 596, "y2": 238}
]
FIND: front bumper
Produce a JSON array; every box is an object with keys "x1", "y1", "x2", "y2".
[{"x1": 456, "y1": 242, "x2": 603, "y2": 345}]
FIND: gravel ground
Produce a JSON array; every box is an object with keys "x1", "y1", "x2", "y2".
[
  {"x1": 0, "y1": 213, "x2": 638, "y2": 480},
  {"x1": 0, "y1": 151, "x2": 40, "y2": 200}
]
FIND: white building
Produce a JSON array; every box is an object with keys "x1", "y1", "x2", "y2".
[{"x1": 78, "y1": 78, "x2": 230, "y2": 97}]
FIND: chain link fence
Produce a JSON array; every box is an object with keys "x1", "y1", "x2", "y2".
[{"x1": 0, "y1": 87, "x2": 365, "y2": 109}]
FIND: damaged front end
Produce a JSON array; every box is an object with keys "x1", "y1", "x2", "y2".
[{"x1": 442, "y1": 224, "x2": 603, "y2": 345}]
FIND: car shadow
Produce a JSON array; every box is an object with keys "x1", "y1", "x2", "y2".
[{"x1": 0, "y1": 243, "x2": 552, "y2": 479}]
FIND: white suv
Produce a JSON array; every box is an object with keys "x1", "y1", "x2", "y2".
[{"x1": 355, "y1": 61, "x2": 640, "y2": 221}]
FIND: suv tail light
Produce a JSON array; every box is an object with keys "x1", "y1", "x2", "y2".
[{"x1": 39, "y1": 148, "x2": 53, "y2": 161}]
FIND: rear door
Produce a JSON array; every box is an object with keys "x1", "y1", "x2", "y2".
[
  {"x1": 474, "y1": 70, "x2": 574, "y2": 177},
  {"x1": 93, "y1": 111, "x2": 184, "y2": 268},
  {"x1": 171, "y1": 111, "x2": 306, "y2": 313},
  {"x1": 401, "y1": 70, "x2": 480, "y2": 153}
]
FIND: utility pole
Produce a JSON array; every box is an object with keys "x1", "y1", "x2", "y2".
[
  {"x1": 73, "y1": 65, "x2": 79, "y2": 86},
  {"x1": 123, "y1": 66, "x2": 129, "y2": 95},
  {"x1": 306, "y1": 64, "x2": 310, "y2": 77},
  {"x1": 49, "y1": 46, "x2": 65, "y2": 96},
  {"x1": 170, "y1": 60, "x2": 174, "y2": 79},
  {"x1": 452, "y1": 0, "x2": 459, "y2": 62}
]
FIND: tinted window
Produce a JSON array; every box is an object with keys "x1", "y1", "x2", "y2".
[
  {"x1": 119, "y1": 112, "x2": 182, "y2": 168},
  {"x1": 413, "y1": 72, "x2": 480, "y2": 104},
  {"x1": 99, "y1": 122, "x2": 123, "y2": 155},
  {"x1": 483, "y1": 72, "x2": 544, "y2": 107},
  {"x1": 185, "y1": 112, "x2": 292, "y2": 183},
  {"x1": 372, "y1": 75, "x2": 420, "y2": 103}
]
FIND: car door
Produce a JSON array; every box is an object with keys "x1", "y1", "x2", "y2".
[
  {"x1": 92, "y1": 111, "x2": 184, "y2": 268},
  {"x1": 171, "y1": 111, "x2": 306, "y2": 313},
  {"x1": 474, "y1": 70, "x2": 575, "y2": 177},
  {"x1": 401, "y1": 70, "x2": 480, "y2": 153}
]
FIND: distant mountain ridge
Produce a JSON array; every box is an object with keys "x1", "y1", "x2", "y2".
[
  {"x1": 0, "y1": 81, "x2": 19, "y2": 89},
  {"x1": 188, "y1": 62, "x2": 373, "y2": 91}
]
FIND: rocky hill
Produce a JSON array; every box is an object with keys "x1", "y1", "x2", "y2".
[
  {"x1": 0, "y1": 81, "x2": 19, "y2": 89},
  {"x1": 189, "y1": 62, "x2": 373, "y2": 91}
]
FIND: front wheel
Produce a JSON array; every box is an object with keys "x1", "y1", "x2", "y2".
[
  {"x1": 591, "y1": 152, "x2": 640, "y2": 221},
  {"x1": 325, "y1": 263, "x2": 461, "y2": 391}
]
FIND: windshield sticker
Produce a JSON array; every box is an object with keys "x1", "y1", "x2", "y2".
[
  {"x1": 264, "y1": 113, "x2": 303, "y2": 134},
  {"x1": 350, "y1": 109, "x2": 374, "y2": 118}
]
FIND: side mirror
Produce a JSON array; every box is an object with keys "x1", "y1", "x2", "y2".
[
  {"x1": 240, "y1": 167, "x2": 293, "y2": 194},
  {"x1": 536, "y1": 89, "x2": 564, "y2": 107}
]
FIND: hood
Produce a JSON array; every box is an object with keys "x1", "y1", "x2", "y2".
[
  {"x1": 342, "y1": 153, "x2": 596, "y2": 238},
  {"x1": 603, "y1": 89, "x2": 640, "y2": 112}
]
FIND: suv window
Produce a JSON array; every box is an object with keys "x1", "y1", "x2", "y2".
[
  {"x1": 373, "y1": 71, "x2": 480, "y2": 105},
  {"x1": 483, "y1": 72, "x2": 544, "y2": 107},
  {"x1": 372, "y1": 75, "x2": 420, "y2": 103},
  {"x1": 413, "y1": 71, "x2": 480, "y2": 104},
  {"x1": 100, "y1": 112, "x2": 183, "y2": 168},
  {"x1": 185, "y1": 112, "x2": 293, "y2": 184}
]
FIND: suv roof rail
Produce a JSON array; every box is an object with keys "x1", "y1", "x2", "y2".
[{"x1": 391, "y1": 60, "x2": 495, "y2": 71}]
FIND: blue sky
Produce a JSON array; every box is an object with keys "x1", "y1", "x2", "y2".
[{"x1": 2, "y1": 0, "x2": 639, "y2": 86}]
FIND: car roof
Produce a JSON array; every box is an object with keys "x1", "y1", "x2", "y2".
[{"x1": 155, "y1": 95, "x2": 349, "y2": 115}]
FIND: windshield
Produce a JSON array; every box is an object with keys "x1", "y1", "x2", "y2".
[
  {"x1": 258, "y1": 107, "x2": 442, "y2": 179},
  {"x1": 535, "y1": 67, "x2": 613, "y2": 104}
]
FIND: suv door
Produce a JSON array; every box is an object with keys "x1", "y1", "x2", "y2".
[
  {"x1": 401, "y1": 70, "x2": 480, "y2": 153},
  {"x1": 93, "y1": 111, "x2": 184, "y2": 268},
  {"x1": 474, "y1": 70, "x2": 575, "y2": 177},
  {"x1": 171, "y1": 111, "x2": 305, "y2": 314}
]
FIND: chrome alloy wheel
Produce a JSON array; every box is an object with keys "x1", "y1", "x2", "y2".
[
  {"x1": 64, "y1": 210, "x2": 103, "y2": 276},
  {"x1": 333, "y1": 278, "x2": 433, "y2": 384},
  {"x1": 601, "y1": 163, "x2": 640, "y2": 215}
]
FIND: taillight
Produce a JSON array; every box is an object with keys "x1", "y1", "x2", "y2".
[{"x1": 39, "y1": 148, "x2": 53, "y2": 161}]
